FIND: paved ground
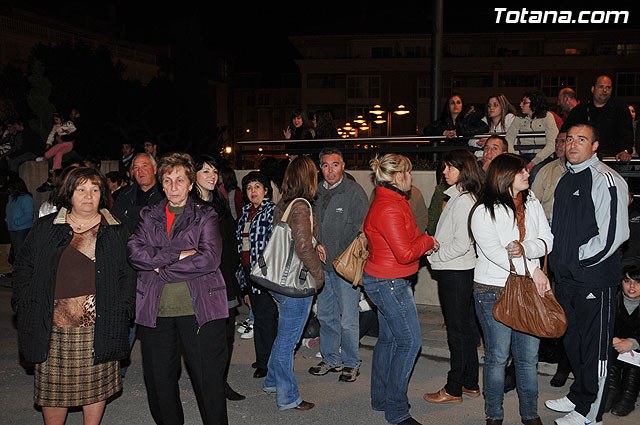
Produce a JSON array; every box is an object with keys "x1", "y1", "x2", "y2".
[{"x1": 0, "y1": 279, "x2": 638, "y2": 424}]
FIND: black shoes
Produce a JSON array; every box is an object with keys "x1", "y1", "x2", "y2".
[
  {"x1": 253, "y1": 367, "x2": 267, "y2": 378},
  {"x1": 225, "y1": 383, "x2": 245, "y2": 401},
  {"x1": 550, "y1": 371, "x2": 569, "y2": 387}
]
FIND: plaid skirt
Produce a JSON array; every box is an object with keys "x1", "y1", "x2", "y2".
[{"x1": 34, "y1": 326, "x2": 122, "y2": 407}]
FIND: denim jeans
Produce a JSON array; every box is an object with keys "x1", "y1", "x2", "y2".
[
  {"x1": 363, "y1": 272, "x2": 422, "y2": 424},
  {"x1": 474, "y1": 290, "x2": 540, "y2": 421},
  {"x1": 263, "y1": 292, "x2": 313, "y2": 410},
  {"x1": 317, "y1": 271, "x2": 361, "y2": 368}
]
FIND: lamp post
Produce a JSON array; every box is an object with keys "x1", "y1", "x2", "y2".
[{"x1": 368, "y1": 104, "x2": 411, "y2": 136}]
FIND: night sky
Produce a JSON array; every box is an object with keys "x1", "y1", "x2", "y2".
[{"x1": 7, "y1": 0, "x2": 640, "y2": 74}]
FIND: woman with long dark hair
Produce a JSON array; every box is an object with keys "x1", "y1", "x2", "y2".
[
  {"x1": 424, "y1": 94, "x2": 488, "y2": 140},
  {"x1": 283, "y1": 109, "x2": 314, "y2": 140},
  {"x1": 191, "y1": 155, "x2": 245, "y2": 401},
  {"x1": 469, "y1": 153, "x2": 553, "y2": 425},
  {"x1": 425, "y1": 150, "x2": 483, "y2": 404},
  {"x1": 505, "y1": 90, "x2": 559, "y2": 174}
]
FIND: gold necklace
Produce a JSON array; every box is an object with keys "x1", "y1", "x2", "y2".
[{"x1": 67, "y1": 212, "x2": 100, "y2": 230}]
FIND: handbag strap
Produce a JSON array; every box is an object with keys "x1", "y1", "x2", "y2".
[
  {"x1": 508, "y1": 239, "x2": 549, "y2": 277},
  {"x1": 539, "y1": 238, "x2": 548, "y2": 275},
  {"x1": 281, "y1": 197, "x2": 313, "y2": 231}
]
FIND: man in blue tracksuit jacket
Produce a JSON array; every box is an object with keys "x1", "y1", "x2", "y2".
[{"x1": 546, "y1": 123, "x2": 629, "y2": 425}]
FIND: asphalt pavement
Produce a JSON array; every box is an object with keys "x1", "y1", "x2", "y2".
[{"x1": 0, "y1": 277, "x2": 638, "y2": 424}]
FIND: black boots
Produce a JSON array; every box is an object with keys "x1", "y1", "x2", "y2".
[{"x1": 606, "y1": 359, "x2": 640, "y2": 417}]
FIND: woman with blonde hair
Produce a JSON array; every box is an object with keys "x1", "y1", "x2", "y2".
[
  {"x1": 263, "y1": 155, "x2": 325, "y2": 411},
  {"x1": 363, "y1": 153, "x2": 437, "y2": 425},
  {"x1": 469, "y1": 94, "x2": 517, "y2": 157}
]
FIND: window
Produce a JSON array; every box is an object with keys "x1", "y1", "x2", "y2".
[
  {"x1": 371, "y1": 47, "x2": 393, "y2": 58},
  {"x1": 307, "y1": 74, "x2": 346, "y2": 89},
  {"x1": 404, "y1": 46, "x2": 426, "y2": 58},
  {"x1": 452, "y1": 74, "x2": 492, "y2": 88},
  {"x1": 498, "y1": 73, "x2": 540, "y2": 88},
  {"x1": 417, "y1": 75, "x2": 430, "y2": 99},
  {"x1": 541, "y1": 76, "x2": 576, "y2": 97},
  {"x1": 347, "y1": 75, "x2": 381, "y2": 100},
  {"x1": 617, "y1": 72, "x2": 640, "y2": 96}
]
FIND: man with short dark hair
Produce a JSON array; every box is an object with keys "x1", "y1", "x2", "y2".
[
  {"x1": 546, "y1": 123, "x2": 629, "y2": 425},
  {"x1": 561, "y1": 76, "x2": 633, "y2": 161},
  {"x1": 309, "y1": 146, "x2": 369, "y2": 382},
  {"x1": 480, "y1": 136, "x2": 508, "y2": 174},
  {"x1": 120, "y1": 142, "x2": 135, "y2": 174}
]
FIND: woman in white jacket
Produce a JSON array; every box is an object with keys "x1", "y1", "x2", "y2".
[
  {"x1": 469, "y1": 153, "x2": 552, "y2": 425},
  {"x1": 424, "y1": 150, "x2": 484, "y2": 404}
]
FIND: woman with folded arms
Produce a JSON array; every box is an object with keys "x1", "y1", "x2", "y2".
[{"x1": 128, "y1": 152, "x2": 228, "y2": 425}]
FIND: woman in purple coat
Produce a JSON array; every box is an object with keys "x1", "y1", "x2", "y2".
[{"x1": 127, "y1": 152, "x2": 228, "y2": 425}]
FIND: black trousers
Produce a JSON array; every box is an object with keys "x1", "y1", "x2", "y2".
[
  {"x1": 247, "y1": 289, "x2": 278, "y2": 369},
  {"x1": 557, "y1": 283, "x2": 616, "y2": 422},
  {"x1": 437, "y1": 269, "x2": 479, "y2": 396},
  {"x1": 243, "y1": 265, "x2": 278, "y2": 370},
  {"x1": 224, "y1": 307, "x2": 237, "y2": 381},
  {"x1": 139, "y1": 316, "x2": 228, "y2": 425}
]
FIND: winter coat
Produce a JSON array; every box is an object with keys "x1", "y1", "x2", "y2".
[
  {"x1": 364, "y1": 184, "x2": 434, "y2": 279},
  {"x1": 12, "y1": 208, "x2": 136, "y2": 364},
  {"x1": 470, "y1": 191, "x2": 553, "y2": 287},
  {"x1": 128, "y1": 197, "x2": 228, "y2": 328}
]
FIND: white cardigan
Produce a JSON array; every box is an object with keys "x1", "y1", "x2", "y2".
[
  {"x1": 427, "y1": 185, "x2": 477, "y2": 270},
  {"x1": 470, "y1": 191, "x2": 553, "y2": 287}
]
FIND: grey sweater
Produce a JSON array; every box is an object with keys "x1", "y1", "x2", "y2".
[{"x1": 313, "y1": 176, "x2": 369, "y2": 272}]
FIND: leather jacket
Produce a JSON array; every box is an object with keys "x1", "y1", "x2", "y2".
[
  {"x1": 364, "y1": 184, "x2": 434, "y2": 279},
  {"x1": 273, "y1": 198, "x2": 325, "y2": 289}
]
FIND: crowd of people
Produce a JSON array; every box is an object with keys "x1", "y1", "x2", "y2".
[{"x1": 4, "y1": 72, "x2": 640, "y2": 425}]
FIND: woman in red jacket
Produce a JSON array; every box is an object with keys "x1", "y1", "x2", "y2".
[{"x1": 363, "y1": 153, "x2": 437, "y2": 425}]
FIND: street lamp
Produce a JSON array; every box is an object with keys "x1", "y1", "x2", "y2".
[{"x1": 368, "y1": 104, "x2": 411, "y2": 136}]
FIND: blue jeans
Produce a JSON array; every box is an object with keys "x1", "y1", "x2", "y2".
[
  {"x1": 263, "y1": 292, "x2": 313, "y2": 410},
  {"x1": 474, "y1": 290, "x2": 540, "y2": 421},
  {"x1": 317, "y1": 271, "x2": 361, "y2": 368},
  {"x1": 363, "y1": 272, "x2": 422, "y2": 424}
]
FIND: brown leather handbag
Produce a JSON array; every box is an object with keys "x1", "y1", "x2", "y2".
[
  {"x1": 333, "y1": 226, "x2": 369, "y2": 287},
  {"x1": 492, "y1": 240, "x2": 567, "y2": 338}
]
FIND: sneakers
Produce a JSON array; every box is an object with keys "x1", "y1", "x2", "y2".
[
  {"x1": 237, "y1": 318, "x2": 253, "y2": 333},
  {"x1": 308, "y1": 361, "x2": 343, "y2": 376},
  {"x1": 545, "y1": 396, "x2": 576, "y2": 413},
  {"x1": 301, "y1": 337, "x2": 319, "y2": 348},
  {"x1": 553, "y1": 410, "x2": 595, "y2": 425},
  {"x1": 338, "y1": 366, "x2": 360, "y2": 382},
  {"x1": 237, "y1": 319, "x2": 253, "y2": 339},
  {"x1": 240, "y1": 328, "x2": 254, "y2": 339}
]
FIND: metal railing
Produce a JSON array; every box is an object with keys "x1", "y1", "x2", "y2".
[{"x1": 235, "y1": 132, "x2": 547, "y2": 168}]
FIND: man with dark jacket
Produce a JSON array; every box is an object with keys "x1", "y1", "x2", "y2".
[
  {"x1": 111, "y1": 153, "x2": 164, "y2": 234},
  {"x1": 545, "y1": 123, "x2": 629, "y2": 425},
  {"x1": 309, "y1": 147, "x2": 369, "y2": 382},
  {"x1": 560, "y1": 75, "x2": 633, "y2": 161},
  {"x1": 110, "y1": 152, "x2": 164, "y2": 376}
]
